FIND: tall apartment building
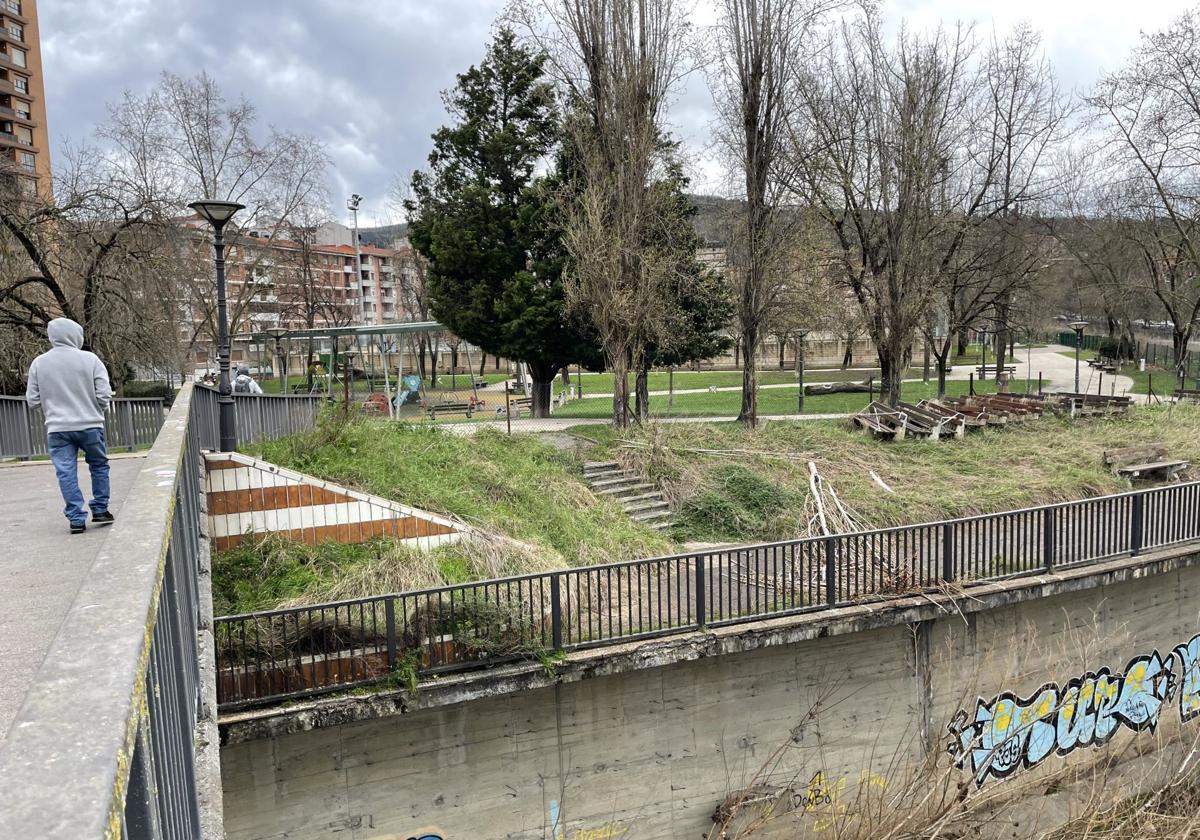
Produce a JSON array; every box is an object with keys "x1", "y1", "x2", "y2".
[{"x1": 0, "y1": 0, "x2": 49, "y2": 196}]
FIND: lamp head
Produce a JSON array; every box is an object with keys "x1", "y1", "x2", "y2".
[
  {"x1": 1069, "y1": 320, "x2": 1089, "y2": 333},
  {"x1": 188, "y1": 200, "x2": 245, "y2": 230},
  {"x1": 263, "y1": 327, "x2": 288, "y2": 340}
]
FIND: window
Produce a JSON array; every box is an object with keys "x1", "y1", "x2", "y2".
[
  {"x1": 10, "y1": 48, "x2": 23, "y2": 68},
  {"x1": 4, "y1": 1, "x2": 20, "y2": 15},
  {"x1": 13, "y1": 75, "x2": 26, "y2": 93},
  {"x1": 15, "y1": 124, "x2": 29, "y2": 144},
  {"x1": 9, "y1": 24, "x2": 22, "y2": 41},
  {"x1": 19, "y1": 150, "x2": 33, "y2": 169},
  {"x1": 13, "y1": 100, "x2": 28, "y2": 119}
]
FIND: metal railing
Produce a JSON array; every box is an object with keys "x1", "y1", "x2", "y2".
[
  {"x1": 0, "y1": 395, "x2": 165, "y2": 459},
  {"x1": 0, "y1": 383, "x2": 209, "y2": 839},
  {"x1": 215, "y1": 481, "x2": 1200, "y2": 709},
  {"x1": 192, "y1": 383, "x2": 323, "y2": 449}
]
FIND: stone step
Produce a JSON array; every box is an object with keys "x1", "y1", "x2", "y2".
[
  {"x1": 617, "y1": 491, "x2": 664, "y2": 505},
  {"x1": 623, "y1": 498, "x2": 669, "y2": 514},
  {"x1": 598, "y1": 482, "x2": 655, "y2": 497},
  {"x1": 585, "y1": 469, "x2": 626, "y2": 482},
  {"x1": 583, "y1": 461, "x2": 620, "y2": 475},
  {"x1": 589, "y1": 476, "x2": 642, "y2": 491},
  {"x1": 631, "y1": 507, "x2": 672, "y2": 522},
  {"x1": 648, "y1": 519, "x2": 674, "y2": 531}
]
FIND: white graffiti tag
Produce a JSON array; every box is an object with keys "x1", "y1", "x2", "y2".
[{"x1": 947, "y1": 641, "x2": 1187, "y2": 788}]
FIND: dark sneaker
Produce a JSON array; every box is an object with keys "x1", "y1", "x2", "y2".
[
  {"x1": 92, "y1": 511, "x2": 116, "y2": 527},
  {"x1": 70, "y1": 522, "x2": 86, "y2": 535}
]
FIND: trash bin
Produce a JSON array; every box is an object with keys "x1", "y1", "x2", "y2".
[{"x1": 1139, "y1": 358, "x2": 1146, "y2": 372}]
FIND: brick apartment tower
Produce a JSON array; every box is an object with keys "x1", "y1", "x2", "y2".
[{"x1": 0, "y1": 0, "x2": 49, "y2": 197}]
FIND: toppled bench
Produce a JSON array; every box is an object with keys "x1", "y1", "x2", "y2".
[
  {"x1": 1174, "y1": 389, "x2": 1200, "y2": 404},
  {"x1": 1103, "y1": 443, "x2": 1188, "y2": 481}
]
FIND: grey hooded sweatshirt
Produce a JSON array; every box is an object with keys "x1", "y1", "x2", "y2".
[{"x1": 25, "y1": 318, "x2": 113, "y2": 433}]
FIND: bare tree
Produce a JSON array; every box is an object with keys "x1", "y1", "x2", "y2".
[
  {"x1": 1089, "y1": 10, "x2": 1200, "y2": 383},
  {"x1": 711, "y1": 0, "x2": 839, "y2": 426},
  {"x1": 517, "y1": 0, "x2": 690, "y2": 427}
]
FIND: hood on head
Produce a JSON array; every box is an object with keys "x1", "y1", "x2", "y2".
[
  {"x1": 47, "y1": 318, "x2": 84, "y2": 349},
  {"x1": 237, "y1": 365, "x2": 250, "y2": 376}
]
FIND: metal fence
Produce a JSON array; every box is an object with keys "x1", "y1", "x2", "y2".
[
  {"x1": 0, "y1": 383, "x2": 209, "y2": 839},
  {"x1": 215, "y1": 480, "x2": 1200, "y2": 709},
  {"x1": 192, "y1": 383, "x2": 323, "y2": 449},
  {"x1": 0, "y1": 395, "x2": 165, "y2": 459}
]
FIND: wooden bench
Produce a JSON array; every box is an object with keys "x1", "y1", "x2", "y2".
[
  {"x1": 976, "y1": 365, "x2": 1017, "y2": 377},
  {"x1": 1103, "y1": 443, "x2": 1188, "y2": 481},
  {"x1": 473, "y1": 377, "x2": 490, "y2": 389},
  {"x1": 1174, "y1": 389, "x2": 1200, "y2": 404},
  {"x1": 428, "y1": 401, "x2": 474, "y2": 419},
  {"x1": 508, "y1": 397, "x2": 533, "y2": 416}
]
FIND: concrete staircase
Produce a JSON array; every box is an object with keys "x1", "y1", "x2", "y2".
[{"x1": 583, "y1": 461, "x2": 673, "y2": 532}]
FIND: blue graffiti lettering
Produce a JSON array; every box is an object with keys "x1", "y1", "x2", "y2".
[{"x1": 948, "y1": 643, "x2": 1181, "y2": 788}]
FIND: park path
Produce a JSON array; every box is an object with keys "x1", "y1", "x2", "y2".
[{"x1": 0, "y1": 457, "x2": 145, "y2": 745}]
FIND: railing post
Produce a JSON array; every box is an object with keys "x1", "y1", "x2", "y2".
[
  {"x1": 119, "y1": 400, "x2": 135, "y2": 452},
  {"x1": 825, "y1": 537, "x2": 837, "y2": 605},
  {"x1": 550, "y1": 574, "x2": 563, "y2": 651},
  {"x1": 1043, "y1": 507, "x2": 1056, "y2": 572},
  {"x1": 694, "y1": 555, "x2": 706, "y2": 628},
  {"x1": 942, "y1": 522, "x2": 955, "y2": 583},
  {"x1": 385, "y1": 598, "x2": 398, "y2": 671},
  {"x1": 1131, "y1": 493, "x2": 1145, "y2": 557}
]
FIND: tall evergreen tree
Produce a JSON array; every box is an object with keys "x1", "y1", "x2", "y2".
[{"x1": 407, "y1": 30, "x2": 600, "y2": 416}]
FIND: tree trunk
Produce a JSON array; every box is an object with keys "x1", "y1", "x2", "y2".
[
  {"x1": 878, "y1": 341, "x2": 910, "y2": 407},
  {"x1": 529, "y1": 360, "x2": 555, "y2": 418},
  {"x1": 479, "y1": 354, "x2": 487, "y2": 376},
  {"x1": 842, "y1": 340, "x2": 853, "y2": 370},
  {"x1": 956, "y1": 327, "x2": 969, "y2": 357},
  {"x1": 1175, "y1": 329, "x2": 1190, "y2": 386},
  {"x1": 634, "y1": 366, "x2": 650, "y2": 422},
  {"x1": 738, "y1": 330, "x2": 758, "y2": 426},
  {"x1": 922, "y1": 338, "x2": 931, "y2": 384},
  {"x1": 935, "y1": 338, "x2": 952, "y2": 400},
  {"x1": 611, "y1": 355, "x2": 631, "y2": 429},
  {"x1": 778, "y1": 337, "x2": 786, "y2": 369},
  {"x1": 805, "y1": 381, "x2": 870, "y2": 395}
]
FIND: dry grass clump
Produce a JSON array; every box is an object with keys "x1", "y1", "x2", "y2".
[{"x1": 596, "y1": 405, "x2": 1200, "y2": 542}]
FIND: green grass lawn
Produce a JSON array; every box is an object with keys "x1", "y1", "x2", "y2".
[
  {"x1": 550, "y1": 378, "x2": 1002, "y2": 419},
  {"x1": 1054, "y1": 350, "x2": 1193, "y2": 397}
]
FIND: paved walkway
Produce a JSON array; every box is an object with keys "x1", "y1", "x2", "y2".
[{"x1": 0, "y1": 457, "x2": 144, "y2": 744}]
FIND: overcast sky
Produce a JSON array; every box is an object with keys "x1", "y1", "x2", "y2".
[{"x1": 39, "y1": 0, "x2": 1197, "y2": 226}]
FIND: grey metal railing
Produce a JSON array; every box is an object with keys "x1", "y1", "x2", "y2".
[
  {"x1": 192, "y1": 383, "x2": 323, "y2": 450},
  {"x1": 215, "y1": 480, "x2": 1200, "y2": 709},
  {"x1": 0, "y1": 382, "x2": 212, "y2": 839},
  {"x1": 0, "y1": 395, "x2": 165, "y2": 459}
]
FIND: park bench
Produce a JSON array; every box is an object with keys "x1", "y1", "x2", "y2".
[
  {"x1": 852, "y1": 402, "x2": 909, "y2": 440},
  {"x1": 1053, "y1": 392, "x2": 1133, "y2": 418},
  {"x1": 975, "y1": 364, "x2": 1017, "y2": 377},
  {"x1": 508, "y1": 396, "x2": 533, "y2": 416},
  {"x1": 1173, "y1": 389, "x2": 1200, "y2": 404},
  {"x1": 898, "y1": 401, "x2": 963, "y2": 439},
  {"x1": 428, "y1": 401, "x2": 474, "y2": 419},
  {"x1": 473, "y1": 377, "x2": 489, "y2": 389},
  {"x1": 1087, "y1": 357, "x2": 1120, "y2": 374},
  {"x1": 1103, "y1": 443, "x2": 1188, "y2": 482}
]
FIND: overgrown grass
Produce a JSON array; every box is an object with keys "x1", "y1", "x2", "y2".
[
  {"x1": 211, "y1": 532, "x2": 555, "y2": 615},
  {"x1": 247, "y1": 417, "x2": 672, "y2": 568},
  {"x1": 575, "y1": 404, "x2": 1200, "y2": 543}
]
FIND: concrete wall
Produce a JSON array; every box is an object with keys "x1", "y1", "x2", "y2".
[{"x1": 220, "y1": 551, "x2": 1200, "y2": 840}]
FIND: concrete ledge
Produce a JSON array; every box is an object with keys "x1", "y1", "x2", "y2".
[{"x1": 220, "y1": 543, "x2": 1200, "y2": 745}]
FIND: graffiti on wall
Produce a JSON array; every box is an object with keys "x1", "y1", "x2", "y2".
[{"x1": 947, "y1": 632, "x2": 1200, "y2": 788}]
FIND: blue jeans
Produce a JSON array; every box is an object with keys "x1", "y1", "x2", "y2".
[{"x1": 47, "y1": 427, "x2": 110, "y2": 526}]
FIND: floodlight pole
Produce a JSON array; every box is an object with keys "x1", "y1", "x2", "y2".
[
  {"x1": 1071, "y1": 321, "x2": 1088, "y2": 393},
  {"x1": 796, "y1": 331, "x2": 808, "y2": 415}
]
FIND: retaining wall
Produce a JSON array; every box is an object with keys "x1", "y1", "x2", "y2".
[
  {"x1": 205, "y1": 452, "x2": 463, "y2": 552},
  {"x1": 219, "y1": 547, "x2": 1200, "y2": 840}
]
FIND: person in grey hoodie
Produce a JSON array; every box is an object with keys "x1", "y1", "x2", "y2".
[{"x1": 25, "y1": 318, "x2": 116, "y2": 534}]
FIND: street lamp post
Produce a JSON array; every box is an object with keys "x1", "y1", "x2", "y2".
[
  {"x1": 264, "y1": 326, "x2": 289, "y2": 396},
  {"x1": 189, "y1": 199, "x2": 245, "y2": 452},
  {"x1": 1069, "y1": 320, "x2": 1089, "y2": 393},
  {"x1": 347, "y1": 194, "x2": 365, "y2": 325}
]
